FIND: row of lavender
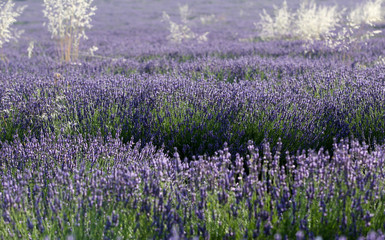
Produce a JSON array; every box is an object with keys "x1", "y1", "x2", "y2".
[
  {"x1": 1, "y1": 130, "x2": 385, "y2": 239},
  {"x1": 1, "y1": 43, "x2": 385, "y2": 160}
]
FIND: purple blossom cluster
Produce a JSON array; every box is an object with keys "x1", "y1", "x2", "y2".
[
  {"x1": 1, "y1": 51, "x2": 385, "y2": 160},
  {"x1": 1, "y1": 132, "x2": 385, "y2": 239}
]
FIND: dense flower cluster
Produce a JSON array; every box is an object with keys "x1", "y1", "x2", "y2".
[
  {"x1": 1, "y1": 133, "x2": 385, "y2": 239},
  {"x1": 1, "y1": 48, "x2": 385, "y2": 160}
]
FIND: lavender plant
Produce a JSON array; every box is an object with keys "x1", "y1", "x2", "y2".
[
  {"x1": 1, "y1": 133, "x2": 385, "y2": 239},
  {"x1": 2, "y1": 50, "x2": 385, "y2": 160}
]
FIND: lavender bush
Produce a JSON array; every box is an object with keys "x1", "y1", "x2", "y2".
[
  {"x1": 1, "y1": 0, "x2": 385, "y2": 239},
  {"x1": 1, "y1": 52, "x2": 385, "y2": 159},
  {"x1": 1, "y1": 133, "x2": 385, "y2": 239}
]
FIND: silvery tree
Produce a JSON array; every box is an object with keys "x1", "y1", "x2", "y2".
[
  {"x1": 294, "y1": 1, "x2": 342, "y2": 42},
  {"x1": 255, "y1": 0, "x2": 384, "y2": 52},
  {"x1": 256, "y1": 0, "x2": 342, "y2": 42},
  {"x1": 0, "y1": 0, "x2": 25, "y2": 61},
  {"x1": 255, "y1": 1, "x2": 293, "y2": 40},
  {"x1": 162, "y1": 4, "x2": 209, "y2": 44},
  {"x1": 43, "y1": 0, "x2": 96, "y2": 63},
  {"x1": 349, "y1": 0, "x2": 384, "y2": 27},
  {"x1": 329, "y1": 0, "x2": 384, "y2": 51}
]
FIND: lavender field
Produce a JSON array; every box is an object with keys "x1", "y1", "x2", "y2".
[{"x1": 1, "y1": 0, "x2": 385, "y2": 239}]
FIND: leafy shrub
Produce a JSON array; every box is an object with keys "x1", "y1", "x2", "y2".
[{"x1": 43, "y1": 0, "x2": 97, "y2": 63}]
